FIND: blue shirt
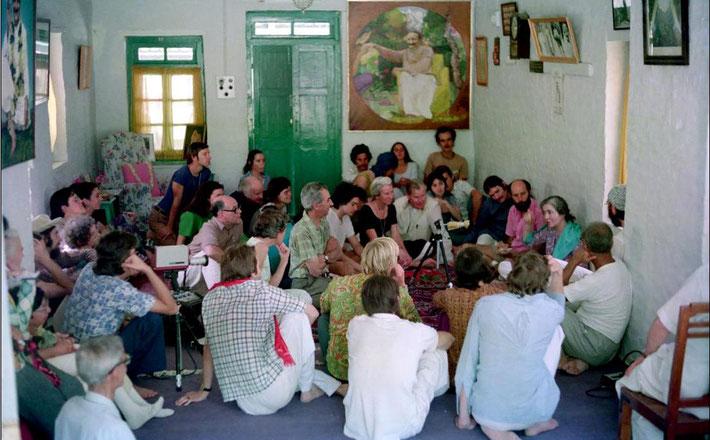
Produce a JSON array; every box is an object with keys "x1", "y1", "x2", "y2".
[
  {"x1": 471, "y1": 197, "x2": 512, "y2": 241},
  {"x1": 455, "y1": 291, "x2": 565, "y2": 428},
  {"x1": 62, "y1": 263, "x2": 155, "y2": 341},
  {"x1": 157, "y1": 165, "x2": 211, "y2": 213}
]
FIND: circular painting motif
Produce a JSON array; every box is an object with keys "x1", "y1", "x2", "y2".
[{"x1": 352, "y1": 6, "x2": 467, "y2": 125}]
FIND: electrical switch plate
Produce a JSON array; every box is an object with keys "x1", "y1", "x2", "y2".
[{"x1": 217, "y1": 76, "x2": 235, "y2": 99}]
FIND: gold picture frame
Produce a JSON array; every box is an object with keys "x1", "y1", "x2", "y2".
[
  {"x1": 78, "y1": 45, "x2": 92, "y2": 89},
  {"x1": 528, "y1": 17, "x2": 580, "y2": 64},
  {"x1": 475, "y1": 37, "x2": 488, "y2": 86}
]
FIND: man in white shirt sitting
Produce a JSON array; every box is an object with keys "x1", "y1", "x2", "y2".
[
  {"x1": 344, "y1": 274, "x2": 453, "y2": 440},
  {"x1": 55, "y1": 335, "x2": 135, "y2": 440},
  {"x1": 394, "y1": 180, "x2": 453, "y2": 265},
  {"x1": 558, "y1": 222, "x2": 633, "y2": 375}
]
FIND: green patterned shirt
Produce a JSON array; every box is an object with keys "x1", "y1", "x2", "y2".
[{"x1": 289, "y1": 214, "x2": 330, "y2": 279}]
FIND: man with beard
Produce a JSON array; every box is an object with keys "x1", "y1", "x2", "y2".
[
  {"x1": 497, "y1": 179, "x2": 544, "y2": 256},
  {"x1": 607, "y1": 184, "x2": 625, "y2": 261}
]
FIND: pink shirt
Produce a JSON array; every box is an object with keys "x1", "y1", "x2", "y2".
[{"x1": 505, "y1": 198, "x2": 544, "y2": 252}]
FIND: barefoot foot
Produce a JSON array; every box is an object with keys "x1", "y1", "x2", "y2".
[
  {"x1": 455, "y1": 415, "x2": 476, "y2": 430},
  {"x1": 300, "y1": 385, "x2": 325, "y2": 403},
  {"x1": 524, "y1": 419, "x2": 559, "y2": 436},
  {"x1": 481, "y1": 425, "x2": 520, "y2": 440},
  {"x1": 336, "y1": 383, "x2": 349, "y2": 397},
  {"x1": 134, "y1": 385, "x2": 158, "y2": 399},
  {"x1": 561, "y1": 358, "x2": 589, "y2": 375}
]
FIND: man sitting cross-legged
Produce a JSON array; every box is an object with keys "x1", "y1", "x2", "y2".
[
  {"x1": 183, "y1": 195, "x2": 244, "y2": 293},
  {"x1": 344, "y1": 275, "x2": 453, "y2": 440},
  {"x1": 55, "y1": 336, "x2": 136, "y2": 440},
  {"x1": 289, "y1": 182, "x2": 341, "y2": 305},
  {"x1": 175, "y1": 244, "x2": 345, "y2": 413},
  {"x1": 558, "y1": 222, "x2": 632, "y2": 375},
  {"x1": 62, "y1": 231, "x2": 179, "y2": 398}
]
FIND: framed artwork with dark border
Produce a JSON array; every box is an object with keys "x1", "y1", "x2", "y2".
[
  {"x1": 35, "y1": 18, "x2": 50, "y2": 103},
  {"x1": 348, "y1": 1, "x2": 470, "y2": 131},
  {"x1": 2, "y1": 0, "x2": 36, "y2": 169},
  {"x1": 612, "y1": 0, "x2": 630, "y2": 30},
  {"x1": 183, "y1": 124, "x2": 206, "y2": 151},
  {"x1": 529, "y1": 17, "x2": 580, "y2": 64},
  {"x1": 475, "y1": 37, "x2": 487, "y2": 86},
  {"x1": 642, "y1": 0, "x2": 688, "y2": 65},
  {"x1": 500, "y1": 2, "x2": 517, "y2": 36}
]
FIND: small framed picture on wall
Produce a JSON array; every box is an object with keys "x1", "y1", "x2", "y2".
[
  {"x1": 500, "y1": 2, "x2": 517, "y2": 36},
  {"x1": 475, "y1": 37, "x2": 488, "y2": 86},
  {"x1": 642, "y1": 0, "x2": 689, "y2": 65}
]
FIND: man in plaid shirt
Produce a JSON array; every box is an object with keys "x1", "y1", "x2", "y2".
[{"x1": 176, "y1": 244, "x2": 344, "y2": 414}]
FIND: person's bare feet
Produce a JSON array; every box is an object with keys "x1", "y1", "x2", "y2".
[
  {"x1": 300, "y1": 385, "x2": 325, "y2": 403},
  {"x1": 561, "y1": 358, "x2": 589, "y2": 375},
  {"x1": 134, "y1": 385, "x2": 158, "y2": 399},
  {"x1": 524, "y1": 419, "x2": 559, "y2": 436},
  {"x1": 455, "y1": 415, "x2": 476, "y2": 430},
  {"x1": 336, "y1": 383, "x2": 349, "y2": 397},
  {"x1": 481, "y1": 425, "x2": 520, "y2": 440}
]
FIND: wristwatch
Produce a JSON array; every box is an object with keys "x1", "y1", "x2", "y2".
[
  {"x1": 200, "y1": 385, "x2": 212, "y2": 392},
  {"x1": 324, "y1": 255, "x2": 330, "y2": 263}
]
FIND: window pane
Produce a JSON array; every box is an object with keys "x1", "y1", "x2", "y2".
[
  {"x1": 172, "y1": 102, "x2": 194, "y2": 124},
  {"x1": 167, "y1": 47, "x2": 194, "y2": 61},
  {"x1": 138, "y1": 47, "x2": 164, "y2": 61},
  {"x1": 141, "y1": 75, "x2": 163, "y2": 99},
  {"x1": 173, "y1": 125, "x2": 187, "y2": 149},
  {"x1": 254, "y1": 21, "x2": 291, "y2": 36},
  {"x1": 150, "y1": 126, "x2": 164, "y2": 151},
  {"x1": 293, "y1": 22, "x2": 330, "y2": 36},
  {"x1": 142, "y1": 101, "x2": 163, "y2": 124},
  {"x1": 171, "y1": 75, "x2": 194, "y2": 100}
]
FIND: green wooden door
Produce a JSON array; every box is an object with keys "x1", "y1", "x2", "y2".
[
  {"x1": 251, "y1": 45, "x2": 294, "y2": 185},
  {"x1": 291, "y1": 44, "x2": 340, "y2": 204},
  {"x1": 247, "y1": 12, "x2": 341, "y2": 215}
]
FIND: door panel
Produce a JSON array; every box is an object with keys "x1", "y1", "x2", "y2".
[{"x1": 251, "y1": 45, "x2": 293, "y2": 188}]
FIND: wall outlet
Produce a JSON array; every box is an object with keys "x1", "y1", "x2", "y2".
[{"x1": 217, "y1": 76, "x2": 236, "y2": 99}]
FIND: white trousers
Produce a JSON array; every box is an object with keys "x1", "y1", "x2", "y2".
[
  {"x1": 236, "y1": 313, "x2": 341, "y2": 415},
  {"x1": 400, "y1": 349, "x2": 450, "y2": 438},
  {"x1": 399, "y1": 72, "x2": 436, "y2": 119}
]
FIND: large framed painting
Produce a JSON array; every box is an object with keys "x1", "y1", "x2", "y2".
[
  {"x1": 2, "y1": 0, "x2": 36, "y2": 169},
  {"x1": 642, "y1": 0, "x2": 689, "y2": 65},
  {"x1": 348, "y1": 1, "x2": 470, "y2": 131}
]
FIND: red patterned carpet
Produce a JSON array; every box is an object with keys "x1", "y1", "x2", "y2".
[{"x1": 405, "y1": 267, "x2": 453, "y2": 329}]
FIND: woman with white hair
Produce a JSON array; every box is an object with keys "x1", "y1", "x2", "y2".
[
  {"x1": 354, "y1": 176, "x2": 413, "y2": 267},
  {"x1": 319, "y1": 237, "x2": 421, "y2": 381}
]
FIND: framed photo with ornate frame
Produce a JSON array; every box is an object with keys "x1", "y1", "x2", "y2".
[
  {"x1": 642, "y1": 0, "x2": 688, "y2": 65},
  {"x1": 348, "y1": 1, "x2": 471, "y2": 131},
  {"x1": 529, "y1": 17, "x2": 580, "y2": 64},
  {"x1": 500, "y1": 2, "x2": 517, "y2": 36}
]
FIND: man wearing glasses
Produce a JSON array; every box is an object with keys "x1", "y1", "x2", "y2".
[
  {"x1": 55, "y1": 336, "x2": 136, "y2": 439},
  {"x1": 184, "y1": 195, "x2": 244, "y2": 292}
]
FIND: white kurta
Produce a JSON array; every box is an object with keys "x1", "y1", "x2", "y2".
[
  {"x1": 344, "y1": 314, "x2": 448, "y2": 440},
  {"x1": 55, "y1": 392, "x2": 135, "y2": 440},
  {"x1": 616, "y1": 265, "x2": 709, "y2": 440}
]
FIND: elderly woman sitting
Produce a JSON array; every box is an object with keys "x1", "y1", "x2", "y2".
[
  {"x1": 63, "y1": 215, "x2": 101, "y2": 274},
  {"x1": 318, "y1": 237, "x2": 421, "y2": 380},
  {"x1": 455, "y1": 252, "x2": 566, "y2": 439}
]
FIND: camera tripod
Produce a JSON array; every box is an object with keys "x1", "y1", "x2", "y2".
[{"x1": 407, "y1": 221, "x2": 453, "y2": 288}]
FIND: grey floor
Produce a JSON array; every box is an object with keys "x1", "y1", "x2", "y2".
[{"x1": 134, "y1": 344, "x2": 621, "y2": 440}]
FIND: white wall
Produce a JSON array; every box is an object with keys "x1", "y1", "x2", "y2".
[
  {"x1": 91, "y1": 0, "x2": 474, "y2": 194},
  {"x1": 622, "y1": 0, "x2": 709, "y2": 351},
  {"x1": 472, "y1": 0, "x2": 612, "y2": 226}
]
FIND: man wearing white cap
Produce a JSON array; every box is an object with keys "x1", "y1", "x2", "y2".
[{"x1": 607, "y1": 184, "x2": 626, "y2": 261}]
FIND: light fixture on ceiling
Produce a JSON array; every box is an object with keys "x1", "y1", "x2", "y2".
[{"x1": 293, "y1": 0, "x2": 313, "y2": 12}]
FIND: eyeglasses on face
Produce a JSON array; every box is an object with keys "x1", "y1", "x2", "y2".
[
  {"x1": 110, "y1": 353, "x2": 131, "y2": 372},
  {"x1": 221, "y1": 207, "x2": 239, "y2": 213}
]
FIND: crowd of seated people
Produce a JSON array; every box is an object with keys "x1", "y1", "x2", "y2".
[{"x1": 5, "y1": 124, "x2": 706, "y2": 440}]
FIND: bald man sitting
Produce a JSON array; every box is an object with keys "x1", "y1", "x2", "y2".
[{"x1": 230, "y1": 176, "x2": 264, "y2": 236}]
